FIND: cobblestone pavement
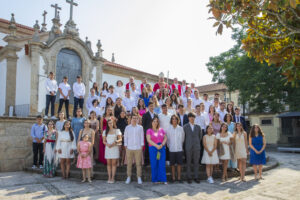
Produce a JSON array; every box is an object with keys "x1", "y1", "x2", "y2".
[{"x1": 0, "y1": 151, "x2": 299, "y2": 200}]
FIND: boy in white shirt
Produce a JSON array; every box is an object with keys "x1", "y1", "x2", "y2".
[
  {"x1": 58, "y1": 76, "x2": 71, "y2": 119},
  {"x1": 73, "y1": 75, "x2": 85, "y2": 117},
  {"x1": 45, "y1": 72, "x2": 58, "y2": 119}
]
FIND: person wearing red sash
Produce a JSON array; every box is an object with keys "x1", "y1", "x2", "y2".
[
  {"x1": 140, "y1": 77, "x2": 147, "y2": 94},
  {"x1": 153, "y1": 72, "x2": 169, "y2": 96},
  {"x1": 181, "y1": 80, "x2": 188, "y2": 97},
  {"x1": 171, "y1": 78, "x2": 182, "y2": 96},
  {"x1": 126, "y1": 76, "x2": 135, "y2": 91}
]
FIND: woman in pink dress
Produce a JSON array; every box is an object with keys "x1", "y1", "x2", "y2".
[
  {"x1": 99, "y1": 106, "x2": 115, "y2": 164},
  {"x1": 77, "y1": 134, "x2": 92, "y2": 183},
  {"x1": 208, "y1": 105, "x2": 216, "y2": 122},
  {"x1": 137, "y1": 99, "x2": 147, "y2": 117}
]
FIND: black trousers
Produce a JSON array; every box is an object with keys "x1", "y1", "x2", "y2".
[
  {"x1": 45, "y1": 95, "x2": 56, "y2": 116},
  {"x1": 200, "y1": 129, "x2": 206, "y2": 163},
  {"x1": 33, "y1": 142, "x2": 43, "y2": 166},
  {"x1": 73, "y1": 97, "x2": 84, "y2": 117},
  {"x1": 58, "y1": 99, "x2": 69, "y2": 119}
]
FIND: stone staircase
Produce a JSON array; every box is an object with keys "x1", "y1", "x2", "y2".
[{"x1": 25, "y1": 156, "x2": 278, "y2": 182}]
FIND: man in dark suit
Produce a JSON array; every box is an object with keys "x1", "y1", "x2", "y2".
[
  {"x1": 177, "y1": 104, "x2": 189, "y2": 127},
  {"x1": 142, "y1": 102, "x2": 158, "y2": 165},
  {"x1": 183, "y1": 112, "x2": 203, "y2": 184},
  {"x1": 233, "y1": 107, "x2": 247, "y2": 131}
]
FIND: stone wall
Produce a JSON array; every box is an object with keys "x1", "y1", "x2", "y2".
[
  {"x1": 0, "y1": 117, "x2": 36, "y2": 172},
  {"x1": 247, "y1": 113, "x2": 280, "y2": 144}
]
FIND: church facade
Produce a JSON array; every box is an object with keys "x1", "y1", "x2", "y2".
[{"x1": 0, "y1": 3, "x2": 160, "y2": 117}]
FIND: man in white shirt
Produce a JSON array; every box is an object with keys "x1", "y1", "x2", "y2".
[
  {"x1": 195, "y1": 105, "x2": 207, "y2": 132},
  {"x1": 45, "y1": 72, "x2": 58, "y2": 119},
  {"x1": 86, "y1": 88, "x2": 100, "y2": 112},
  {"x1": 203, "y1": 93, "x2": 212, "y2": 113},
  {"x1": 190, "y1": 83, "x2": 196, "y2": 99},
  {"x1": 217, "y1": 102, "x2": 227, "y2": 122},
  {"x1": 192, "y1": 89, "x2": 203, "y2": 109},
  {"x1": 107, "y1": 85, "x2": 119, "y2": 103},
  {"x1": 166, "y1": 114, "x2": 185, "y2": 183},
  {"x1": 124, "y1": 114, "x2": 144, "y2": 185},
  {"x1": 181, "y1": 80, "x2": 188, "y2": 97},
  {"x1": 73, "y1": 75, "x2": 86, "y2": 117},
  {"x1": 213, "y1": 97, "x2": 220, "y2": 111},
  {"x1": 158, "y1": 104, "x2": 171, "y2": 132},
  {"x1": 130, "y1": 83, "x2": 140, "y2": 105},
  {"x1": 58, "y1": 76, "x2": 71, "y2": 119},
  {"x1": 182, "y1": 90, "x2": 192, "y2": 108},
  {"x1": 123, "y1": 90, "x2": 136, "y2": 113}
]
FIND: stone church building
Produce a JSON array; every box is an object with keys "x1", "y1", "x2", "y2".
[{"x1": 0, "y1": 2, "x2": 160, "y2": 117}]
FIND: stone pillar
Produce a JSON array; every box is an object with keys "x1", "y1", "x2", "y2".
[
  {"x1": 5, "y1": 51, "x2": 18, "y2": 115},
  {"x1": 95, "y1": 60, "x2": 103, "y2": 85},
  {"x1": 29, "y1": 43, "x2": 41, "y2": 116}
]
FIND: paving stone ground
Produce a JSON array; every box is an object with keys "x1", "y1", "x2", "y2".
[{"x1": 0, "y1": 151, "x2": 299, "y2": 200}]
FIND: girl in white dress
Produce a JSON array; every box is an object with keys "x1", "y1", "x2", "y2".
[
  {"x1": 201, "y1": 125, "x2": 219, "y2": 184},
  {"x1": 100, "y1": 81, "x2": 109, "y2": 108},
  {"x1": 233, "y1": 122, "x2": 248, "y2": 182},
  {"x1": 103, "y1": 119, "x2": 122, "y2": 183},
  {"x1": 56, "y1": 121, "x2": 76, "y2": 179},
  {"x1": 115, "y1": 80, "x2": 125, "y2": 98},
  {"x1": 216, "y1": 123, "x2": 233, "y2": 182}
]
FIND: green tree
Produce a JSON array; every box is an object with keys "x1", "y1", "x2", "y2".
[
  {"x1": 206, "y1": 29, "x2": 300, "y2": 113},
  {"x1": 207, "y1": 0, "x2": 300, "y2": 85}
]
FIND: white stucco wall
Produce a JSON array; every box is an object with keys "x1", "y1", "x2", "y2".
[
  {"x1": 0, "y1": 32, "x2": 7, "y2": 46},
  {"x1": 0, "y1": 59, "x2": 7, "y2": 116},
  {"x1": 38, "y1": 56, "x2": 46, "y2": 113},
  {"x1": 89, "y1": 66, "x2": 97, "y2": 90},
  {"x1": 16, "y1": 48, "x2": 31, "y2": 106}
]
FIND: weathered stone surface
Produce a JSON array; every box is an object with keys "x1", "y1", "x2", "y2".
[{"x1": 0, "y1": 152, "x2": 299, "y2": 200}]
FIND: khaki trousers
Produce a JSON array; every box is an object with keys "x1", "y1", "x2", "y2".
[{"x1": 126, "y1": 149, "x2": 142, "y2": 177}]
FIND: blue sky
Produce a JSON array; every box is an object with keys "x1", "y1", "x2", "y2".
[{"x1": 0, "y1": 0, "x2": 236, "y2": 86}]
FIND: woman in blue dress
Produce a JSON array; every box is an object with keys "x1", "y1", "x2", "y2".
[
  {"x1": 249, "y1": 124, "x2": 266, "y2": 180},
  {"x1": 71, "y1": 108, "x2": 85, "y2": 142}
]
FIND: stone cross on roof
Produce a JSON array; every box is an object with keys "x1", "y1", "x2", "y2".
[
  {"x1": 41, "y1": 10, "x2": 47, "y2": 32},
  {"x1": 66, "y1": 0, "x2": 78, "y2": 21},
  {"x1": 51, "y1": 4, "x2": 61, "y2": 19}
]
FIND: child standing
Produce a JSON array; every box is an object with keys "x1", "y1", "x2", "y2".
[
  {"x1": 77, "y1": 134, "x2": 92, "y2": 183},
  {"x1": 201, "y1": 125, "x2": 219, "y2": 184},
  {"x1": 249, "y1": 124, "x2": 266, "y2": 180}
]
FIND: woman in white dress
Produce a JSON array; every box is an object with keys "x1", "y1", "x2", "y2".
[
  {"x1": 216, "y1": 123, "x2": 233, "y2": 182},
  {"x1": 103, "y1": 119, "x2": 122, "y2": 183},
  {"x1": 115, "y1": 80, "x2": 125, "y2": 98},
  {"x1": 56, "y1": 121, "x2": 76, "y2": 179},
  {"x1": 233, "y1": 122, "x2": 248, "y2": 182},
  {"x1": 201, "y1": 125, "x2": 219, "y2": 184},
  {"x1": 100, "y1": 81, "x2": 109, "y2": 108},
  {"x1": 165, "y1": 97, "x2": 176, "y2": 115}
]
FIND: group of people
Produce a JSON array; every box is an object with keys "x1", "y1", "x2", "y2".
[{"x1": 31, "y1": 72, "x2": 267, "y2": 184}]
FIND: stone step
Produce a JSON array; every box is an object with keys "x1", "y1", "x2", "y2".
[{"x1": 25, "y1": 157, "x2": 276, "y2": 182}]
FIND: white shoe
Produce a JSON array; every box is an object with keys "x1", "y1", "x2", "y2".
[
  {"x1": 51, "y1": 116, "x2": 57, "y2": 120},
  {"x1": 44, "y1": 116, "x2": 48, "y2": 119},
  {"x1": 32, "y1": 165, "x2": 37, "y2": 169},
  {"x1": 209, "y1": 177, "x2": 214, "y2": 184},
  {"x1": 137, "y1": 177, "x2": 142, "y2": 185},
  {"x1": 207, "y1": 178, "x2": 210, "y2": 183},
  {"x1": 39, "y1": 165, "x2": 43, "y2": 169},
  {"x1": 125, "y1": 177, "x2": 131, "y2": 184}
]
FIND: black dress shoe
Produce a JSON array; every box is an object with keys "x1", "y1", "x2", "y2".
[
  {"x1": 194, "y1": 179, "x2": 200, "y2": 184},
  {"x1": 187, "y1": 179, "x2": 192, "y2": 184},
  {"x1": 178, "y1": 180, "x2": 184, "y2": 184}
]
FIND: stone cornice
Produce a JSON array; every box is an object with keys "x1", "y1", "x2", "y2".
[
  {"x1": 46, "y1": 36, "x2": 95, "y2": 60},
  {"x1": 0, "y1": 45, "x2": 22, "y2": 61}
]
